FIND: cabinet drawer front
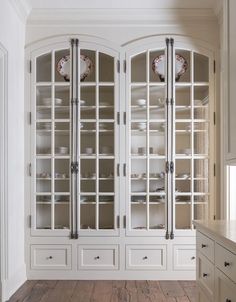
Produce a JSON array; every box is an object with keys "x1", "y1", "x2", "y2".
[
  {"x1": 216, "y1": 269, "x2": 236, "y2": 302},
  {"x1": 197, "y1": 253, "x2": 214, "y2": 299},
  {"x1": 173, "y1": 245, "x2": 196, "y2": 271},
  {"x1": 198, "y1": 286, "x2": 213, "y2": 302},
  {"x1": 78, "y1": 245, "x2": 118, "y2": 270},
  {"x1": 216, "y1": 243, "x2": 236, "y2": 283},
  {"x1": 197, "y1": 231, "x2": 214, "y2": 262},
  {"x1": 126, "y1": 245, "x2": 167, "y2": 270},
  {"x1": 31, "y1": 245, "x2": 72, "y2": 270}
]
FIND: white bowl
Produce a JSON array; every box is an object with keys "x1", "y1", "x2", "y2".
[
  {"x1": 137, "y1": 122, "x2": 146, "y2": 130},
  {"x1": 42, "y1": 98, "x2": 51, "y2": 106},
  {"x1": 55, "y1": 98, "x2": 63, "y2": 105},
  {"x1": 137, "y1": 99, "x2": 146, "y2": 106}
]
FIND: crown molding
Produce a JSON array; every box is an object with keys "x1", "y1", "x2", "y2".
[
  {"x1": 9, "y1": 0, "x2": 32, "y2": 23},
  {"x1": 27, "y1": 8, "x2": 217, "y2": 26}
]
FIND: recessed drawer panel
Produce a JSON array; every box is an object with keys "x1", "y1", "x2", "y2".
[
  {"x1": 197, "y1": 231, "x2": 214, "y2": 263},
  {"x1": 78, "y1": 245, "x2": 119, "y2": 270},
  {"x1": 31, "y1": 245, "x2": 72, "y2": 270},
  {"x1": 216, "y1": 243, "x2": 236, "y2": 283},
  {"x1": 197, "y1": 253, "x2": 214, "y2": 299},
  {"x1": 173, "y1": 245, "x2": 196, "y2": 271},
  {"x1": 126, "y1": 245, "x2": 167, "y2": 270},
  {"x1": 216, "y1": 268, "x2": 236, "y2": 302}
]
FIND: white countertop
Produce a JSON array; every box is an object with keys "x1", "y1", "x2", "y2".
[{"x1": 193, "y1": 220, "x2": 236, "y2": 250}]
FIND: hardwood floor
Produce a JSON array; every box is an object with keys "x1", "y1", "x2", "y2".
[{"x1": 9, "y1": 280, "x2": 197, "y2": 302}]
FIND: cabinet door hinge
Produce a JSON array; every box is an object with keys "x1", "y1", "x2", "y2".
[
  {"x1": 117, "y1": 163, "x2": 120, "y2": 177},
  {"x1": 123, "y1": 163, "x2": 127, "y2": 177},
  {"x1": 117, "y1": 112, "x2": 120, "y2": 125},
  {"x1": 28, "y1": 215, "x2": 32, "y2": 228},
  {"x1": 123, "y1": 60, "x2": 127, "y2": 73},
  {"x1": 29, "y1": 60, "x2": 32, "y2": 73},
  {"x1": 214, "y1": 112, "x2": 216, "y2": 125},
  {"x1": 123, "y1": 112, "x2": 126, "y2": 125},
  {"x1": 123, "y1": 215, "x2": 126, "y2": 228},
  {"x1": 214, "y1": 163, "x2": 216, "y2": 177},
  {"x1": 165, "y1": 161, "x2": 169, "y2": 173},
  {"x1": 214, "y1": 60, "x2": 216, "y2": 74},
  {"x1": 29, "y1": 112, "x2": 32, "y2": 125},
  {"x1": 213, "y1": 215, "x2": 216, "y2": 220},
  {"x1": 117, "y1": 60, "x2": 120, "y2": 73},
  {"x1": 117, "y1": 215, "x2": 120, "y2": 228},
  {"x1": 28, "y1": 163, "x2": 32, "y2": 176},
  {"x1": 170, "y1": 161, "x2": 174, "y2": 173}
]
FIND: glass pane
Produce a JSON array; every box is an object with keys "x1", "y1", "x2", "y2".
[
  {"x1": 176, "y1": 87, "x2": 191, "y2": 106},
  {"x1": 36, "y1": 159, "x2": 51, "y2": 192},
  {"x1": 149, "y1": 159, "x2": 165, "y2": 193},
  {"x1": 194, "y1": 204, "x2": 207, "y2": 220},
  {"x1": 81, "y1": 160, "x2": 96, "y2": 191},
  {"x1": 81, "y1": 204, "x2": 95, "y2": 229},
  {"x1": 99, "y1": 202, "x2": 114, "y2": 229},
  {"x1": 54, "y1": 86, "x2": 70, "y2": 120},
  {"x1": 150, "y1": 49, "x2": 165, "y2": 83},
  {"x1": 81, "y1": 49, "x2": 95, "y2": 82},
  {"x1": 176, "y1": 132, "x2": 191, "y2": 156},
  {"x1": 149, "y1": 123, "x2": 165, "y2": 156},
  {"x1": 99, "y1": 52, "x2": 114, "y2": 82},
  {"x1": 55, "y1": 49, "x2": 70, "y2": 82},
  {"x1": 176, "y1": 159, "x2": 191, "y2": 179},
  {"x1": 194, "y1": 159, "x2": 209, "y2": 179},
  {"x1": 54, "y1": 204, "x2": 69, "y2": 229},
  {"x1": 99, "y1": 122, "x2": 114, "y2": 155},
  {"x1": 149, "y1": 204, "x2": 165, "y2": 229},
  {"x1": 175, "y1": 204, "x2": 191, "y2": 229},
  {"x1": 131, "y1": 159, "x2": 147, "y2": 190},
  {"x1": 36, "y1": 204, "x2": 51, "y2": 229},
  {"x1": 131, "y1": 52, "x2": 146, "y2": 82},
  {"x1": 55, "y1": 132, "x2": 69, "y2": 156},
  {"x1": 131, "y1": 201, "x2": 147, "y2": 230},
  {"x1": 99, "y1": 160, "x2": 114, "y2": 192},
  {"x1": 194, "y1": 53, "x2": 209, "y2": 82},
  {"x1": 131, "y1": 86, "x2": 147, "y2": 120},
  {"x1": 36, "y1": 86, "x2": 52, "y2": 120},
  {"x1": 149, "y1": 86, "x2": 165, "y2": 119},
  {"x1": 175, "y1": 50, "x2": 190, "y2": 83},
  {"x1": 37, "y1": 53, "x2": 52, "y2": 82},
  {"x1": 81, "y1": 130, "x2": 96, "y2": 156},
  {"x1": 99, "y1": 86, "x2": 114, "y2": 120}
]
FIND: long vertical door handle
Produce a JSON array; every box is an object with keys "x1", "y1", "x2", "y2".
[{"x1": 170, "y1": 38, "x2": 174, "y2": 240}]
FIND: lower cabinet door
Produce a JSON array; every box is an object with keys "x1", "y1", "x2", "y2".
[
  {"x1": 215, "y1": 268, "x2": 236, "y2": 302},
  {"x1": 126, "y1": 245, "x2": 167, "y2": 270},
  {"x1": 31, "y1": 245, "x2": 72, "y2": 270},
  {"x1": 173, "y1": 245, "x2": 196, "y2": 270},
  {"x1": 197, "y1": 286, "x2": 212, "y2": 302},
  {"x1": 78, "y1": 245, "x2": 119, "y2": 270}
]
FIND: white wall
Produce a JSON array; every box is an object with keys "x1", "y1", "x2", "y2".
[{"x1": 0, "y1": 0, "x2": 26, "y2": 301}]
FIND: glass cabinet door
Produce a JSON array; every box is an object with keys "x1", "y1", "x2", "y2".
[
  {"x1": 174, "y1": 49, "x2": 210, "y2": 231},
  {"x1": 35, "y1": 47, "x2": 71, "y2": 231},
  {"x1": 128, "y1": 49, "x2": 167, "y2": 233},
  {"x1": 33, "y1": 42, "x2": 118, "y2": 235},
  {"x1": 78, "y1": 49, "x2": 118, "y2": 233}
]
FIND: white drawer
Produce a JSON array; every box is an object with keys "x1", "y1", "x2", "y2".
[
  {"x1": 216, "y1": 243, "x2": 236, "y2": 283},
  {"x1": 78, "y1": 245, "x2": 119, "y2": 270},
  {"x1": 31, "y1": 245, "x2": 72, "y2": 270},
  {"x1": 126, "y1": 245, "x2": 167, "y2": 270},
  {"x1": 197, "y1": 253, "x2": 214, "y2": 300},
  {"x1": 216, "y1": 268, "x2": 236, "y2": 302},
  {"x1": 197, "y1": 231, "x2": 214, "y2": 263},
  {"x1": 173, "y1": 244, "x2": 196, "y2": 271}
]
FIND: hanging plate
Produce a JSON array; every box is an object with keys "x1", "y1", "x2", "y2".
[
  {"x1": 152, "y1": 54, "x2": 188, "y2": 82},
  {"x1": 57, "y1": 54, "x2": 93, "y2": 82}
]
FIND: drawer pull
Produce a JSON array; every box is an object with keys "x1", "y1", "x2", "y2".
[
  {"x1": 203, "y1": 273, "x2": 208, "y2": 278},
  {"x1": 201, "y1": 244, "x2": 207, "y2": 248},
  {"x1": 94, "y1": 256, "x2": 100, "y2": 260},
  {"x1": 226, "y1": 299, "x2": 231, "y2": 302},
  {"x1": 47, "y1": 256, "x2": 53, "y2": 260},
  {"x1": 191, "y1": 256, "x2": 195, "y2": 260},
  {"x1": 224, "y1": 261, "x2": 230, "y2": 267},
  {"x1": 143, "y1": 256, "x2": 148, "y2": 260}
]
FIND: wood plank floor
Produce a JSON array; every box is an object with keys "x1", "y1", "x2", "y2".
[{"x1": 9, "y1": 280, "x2": 197, "y2": 302}]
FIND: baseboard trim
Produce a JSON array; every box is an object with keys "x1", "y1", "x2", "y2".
[{"x1": 2, "y1": 264, "x2": 26, "y2": 302}]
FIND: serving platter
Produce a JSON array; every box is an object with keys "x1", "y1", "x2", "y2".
[{"x1": 57, "y1": 54, "x2": 93, "y2": 82}]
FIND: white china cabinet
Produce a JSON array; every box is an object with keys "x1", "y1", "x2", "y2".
[{"x1": 26, "y1": 35, "x2": 215, "y2": 279}]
